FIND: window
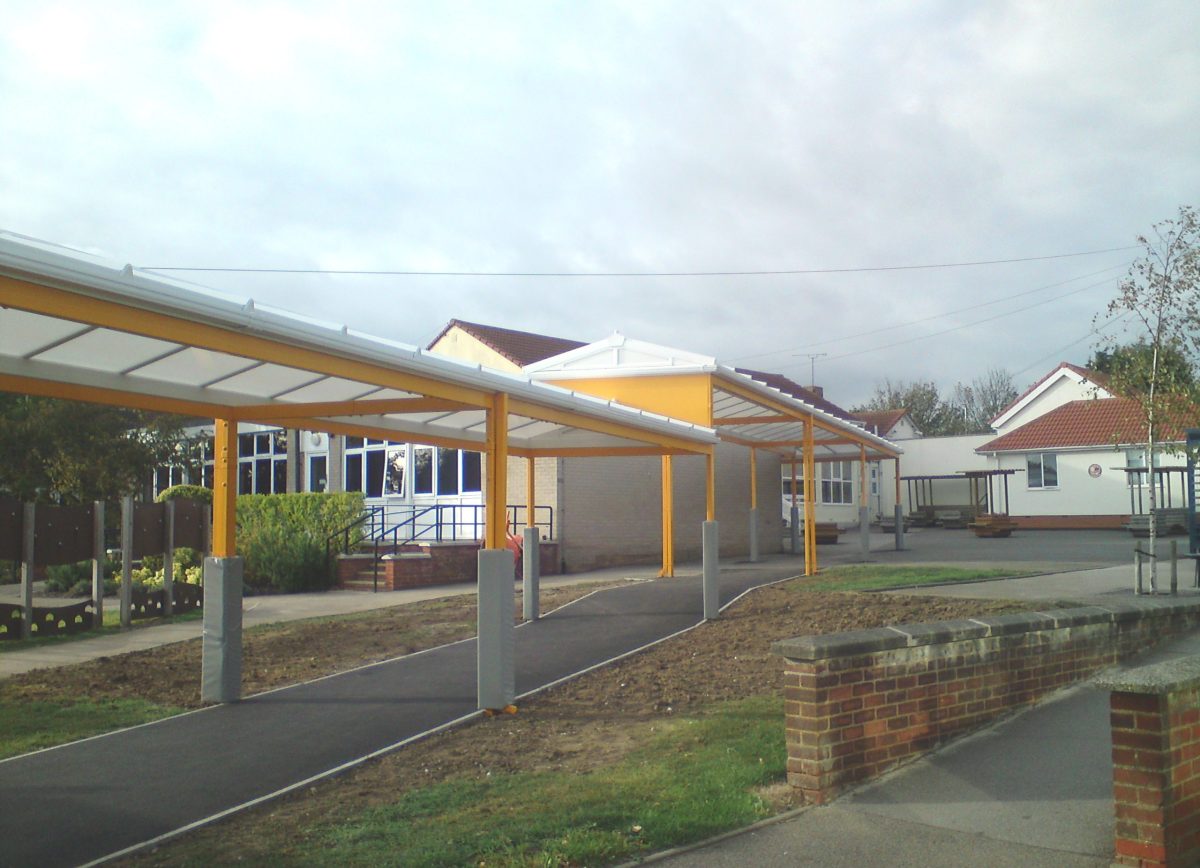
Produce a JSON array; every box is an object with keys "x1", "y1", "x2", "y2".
[
  {"x1": 1027, "y1": 453, "x2": 1058, "y2": 489},
  {"x1": 308, "y1": 456, "x2": 328, "y2": 493},
  {"x1": 413, "y1": 447, "x2": 434, "y2": 494},
  {"x1": 344, "y1": 439, "x2": 400, "y2": 496},
  {"x1": 462, "y1": 451, "x2": 482, "y2": 493},
  {"x1": 821, "y1": 461, "x2": 854, "y2": 505},
  {"x1": 436, "y1": 447, "x2": 460, "y2": 495},
  {"x1": 384, "y1": 447, "x2": 405, "y2": 496},
  {"x1": 869, "y1": 464, "x2": 879, "y2": 497}
]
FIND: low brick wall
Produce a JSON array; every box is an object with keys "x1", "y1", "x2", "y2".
[
  {"x1": 1097, "y1": 657, "x2": 1200, "y2": 867},
  {"x1": 338, "y1": 541, "x2": 561, "y2": 590},
  {"x1": 772, "y1": 599, "x2": 1200, "y2": 806}
]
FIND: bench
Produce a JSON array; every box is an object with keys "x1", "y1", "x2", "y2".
[
  {"x1": 814, "y1": 522, "x2": 841, "y2": 545},
  {"x1": 935, "y1": 510, "x2": 969, "y2": 529},
  {"x1": 968, "y1": 513, "x2": 1017, "y2": 538}
]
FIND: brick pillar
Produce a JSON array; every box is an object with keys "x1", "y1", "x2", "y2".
[{"x1": 1109, "y1": 684, "x2": 1200, "y2": 867}]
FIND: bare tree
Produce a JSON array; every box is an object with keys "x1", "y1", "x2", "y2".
[{"x1": 1093, "y1": 205, "x2": 1200, "y2": 591}]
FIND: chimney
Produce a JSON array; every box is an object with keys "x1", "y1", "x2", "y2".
[{"x1": 809, "y1": 385, "x2": 823, "y2": 398}]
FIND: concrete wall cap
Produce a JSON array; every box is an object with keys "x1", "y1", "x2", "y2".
[
  {"x1": 1034, "y1": 606, "x2": 1114, "y2": 628},
  {"x1": 886, "y1": 620, "x2": 988, "y2": 646},
  {"x1": 772, "y1": 628, "x2": 906, "y2": 661},
  {"x1": 969, "y1": 612, "x2": 1058, "y2": 636},
  {"x1": 1096, "y1": 655, "x2": 1200, "y2": 695}
]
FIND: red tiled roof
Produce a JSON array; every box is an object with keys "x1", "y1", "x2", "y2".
[
  {"x1": 428, "y1": 319, "x2": 587, "y2": 367},
  {"x1": 977, "y1": 397, "x2": 1191, "y2": 453},
  {"x1": 990, "y1": 362, "x2": 1106, "y2": 425},
  {"x1": 852, "y1": 409, "x2": 908, "y2": 436},
  {"x1": 734, "y1": 368, "x2": 858, "y2": 423}
]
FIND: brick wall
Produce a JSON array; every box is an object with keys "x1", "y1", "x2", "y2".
[
  {"x1": 337, "y1": 541, "x2": 561, "y2": 590},
  {"x1": 773, "y1": 599, "x2": 1200, "y2": 806},
  {"x1": 1098, "y1": 660, "x2": 1200, "y2": 866},
  {"x1": 559, "y1": 442, "x2": 783, "y2": 571},
  {"x1": 1011, "y1": 514, "x2": 1129, "y2": 530}
]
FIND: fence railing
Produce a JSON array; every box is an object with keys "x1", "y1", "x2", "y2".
[{"x1": 326, "y1": 503, "x2": 554, "y2": 591}]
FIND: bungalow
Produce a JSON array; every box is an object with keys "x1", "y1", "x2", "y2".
[{"x1": 871, "y1": 362, "x2": 1195, "y2": 529}]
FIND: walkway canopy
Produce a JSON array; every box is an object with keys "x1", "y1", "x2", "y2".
[
  {"x1": 0, "y1": 233, "x2": 718, "y2": 554},
  {"x1": 525, "y1": 334, "x2": 902, "y2": 573}
]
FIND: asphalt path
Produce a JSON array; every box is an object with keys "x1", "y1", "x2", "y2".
[{"x1": 0, "y1": 560, "x2": 800, "y2": 868}]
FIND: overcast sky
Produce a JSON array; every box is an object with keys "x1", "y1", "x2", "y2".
[{"x1": 2, "y1": 1, "x2": 1197, "y2": 407}]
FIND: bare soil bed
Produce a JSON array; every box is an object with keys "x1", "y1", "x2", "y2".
[{"x1": 87, "y1": 578, "x2": 1035, "y2": 865}]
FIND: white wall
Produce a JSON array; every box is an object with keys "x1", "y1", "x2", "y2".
[{"x1": 876, "y1": 434, "x2": 993, "y2": 515}]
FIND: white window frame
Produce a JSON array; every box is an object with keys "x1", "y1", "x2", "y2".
[
  {"x1": 820, "y1": 460, "x2": 854, "y2": 505},
  {"x1": 1026, "y1": 452, "x2": 1059, "y2": 490}
]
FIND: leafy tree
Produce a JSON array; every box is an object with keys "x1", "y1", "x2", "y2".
[
  {"x1": 1092, "y1": 205, "x2": 1200, "y2": 591},
  {"x1": 0, "y1": 394, "x2": 185, "y2": 504},
  {"x1": 855, "y1": 379, "x2": 946, "y2": 434},
  {"x1": 1089, "y1": 341, "x2": 1196, "y2": 392},
  {"x1": 857, "y1": 369, "x2": 1017, "y2": 435},
  {"x1": 946, "y1": 369, "x2": 1019, "y2": 434}
]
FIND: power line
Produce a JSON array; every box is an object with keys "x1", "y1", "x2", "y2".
[
  {"x1": 141, "y1": 245, "x2": 1138, "y2": 278},
  {"x1": 1010, "y1": 310, "x2": 1133, "y2": 380},
  {"x1": 727, "y1": 260, "x2": 1129, "y2": 364},
  {"x1": 771, "y1": 272, "x2": 1122, "y2": 371}
]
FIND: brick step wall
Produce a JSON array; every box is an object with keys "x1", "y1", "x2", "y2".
[{"x1": 337, "y1": 541, "x2": 560, "y2": 591}]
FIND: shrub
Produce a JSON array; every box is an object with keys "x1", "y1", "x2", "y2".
[
  {"x1": 236, "y1": 492, "x2": 364, "y2": 593},
  {"x1": 156, "y1": 484, "x2": 212, "y2": 504},
  {"x1": 44, "y1": 557, "x2": 120, "y2": 596}
]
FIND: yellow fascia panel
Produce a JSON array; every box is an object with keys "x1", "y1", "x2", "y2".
[{"x1": 543, "y1": 373, "x2": 713, "y2": 427}]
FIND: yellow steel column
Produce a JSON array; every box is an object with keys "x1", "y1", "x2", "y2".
[
  {"x1": 749, "y1": 447, "x2": 758, "y2": 509},
  {"x1": 526, "y1": 456, "x2": 536, "y2": 528},
  {"x1": 660, "y1": 455, "x2": 674, "y2": 577},
  {"x1": 706, "y1": 451, "x2": 716, "y2": 522},
  {"x1": 804, "y1": 422, "x2": 817, "y2": 575},
  {"x1": 484, "y1": 393, "x2": 509, "y2": 550},
  {"x1": 212, "y1": 419, "x2": 238, "y2": 557}
]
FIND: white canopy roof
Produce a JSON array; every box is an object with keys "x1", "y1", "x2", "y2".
[{"x1": 0, "y1": 232, "x2": 716, "y2": 457}]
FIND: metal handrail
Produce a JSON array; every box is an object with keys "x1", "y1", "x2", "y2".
[{"x1": 337, "y1": 503, "x2": 555, "y2": 592}]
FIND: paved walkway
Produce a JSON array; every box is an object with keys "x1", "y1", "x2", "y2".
[
  {"x1": 0, "y1": 568, "x2": 653, "y2": 678},
  {"x1": 0, "y1": 530, "x2": 1183, "y2": 866},
  {"x1": 649, "y1": 560, "x2": 1200, "y2": 868},
  {"x1": 0, "y1": 557, "x2": 805, "y2": 868}
]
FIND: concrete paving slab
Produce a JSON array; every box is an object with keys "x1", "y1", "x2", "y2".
[
  {"x1": 843, "y1": 685, "x2": 1113, "y2": 857},
  {"x1": 645, "y1": 805, "x2": 1108, "y2": 867}
]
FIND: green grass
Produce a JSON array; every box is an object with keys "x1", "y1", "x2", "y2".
[
  {"x1": 795, "y1": 564, "x2": 1032, "y2": 592},
  {"x1": 280, "y1": 695, "x2": 786, "y2": 867},
  {"x1": 0, "y1": 697, "x2": 184, "y2": 759}
]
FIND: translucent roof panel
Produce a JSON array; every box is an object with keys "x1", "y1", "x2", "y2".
[
  {"x1": 31, "y1": 329, "x2": 181, "y2": 375},
  {"x1": 0, "y1": 308, "x2": 92, "y2": 357}
]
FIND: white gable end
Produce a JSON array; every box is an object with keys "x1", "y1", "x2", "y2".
[
  {"x1": 525, "y1": 333, "x2": 717, "y2": 380},
  {"x1": 992, "y1": 365, "x2": 1111, "y2": 435}
]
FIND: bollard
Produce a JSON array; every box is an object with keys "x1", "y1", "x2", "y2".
[
  {"x1": 1134, "y1": 543, "x2": 1143, "y2": 595},
  {"x1": 789, "y1": 504, "x2": 801, "y2": 556},
  {"x1": 478, "y1": 549, "x2": 515, "y2": 710},
  {"x1": 894, "y1": 505, "x2": 905, "y2": 551},
  {"x1": 703, "y1": 520, "x2": 719, "y2": 620},
  {"x1": 859, "y1": 506, "x2": 870, "y2": 558},
  {"x1": 748, "y1": 507, "x2": 759, "y2": 563},
  {"x1": 1171, "y1": 539, "x2": 1178, "y2": 596},
  {"x1": 201, "y1": 557, "x2": 243, "y2": 703},
  {"x1": 522, "y1": 527, "x2": 540, "y2": 622}
]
